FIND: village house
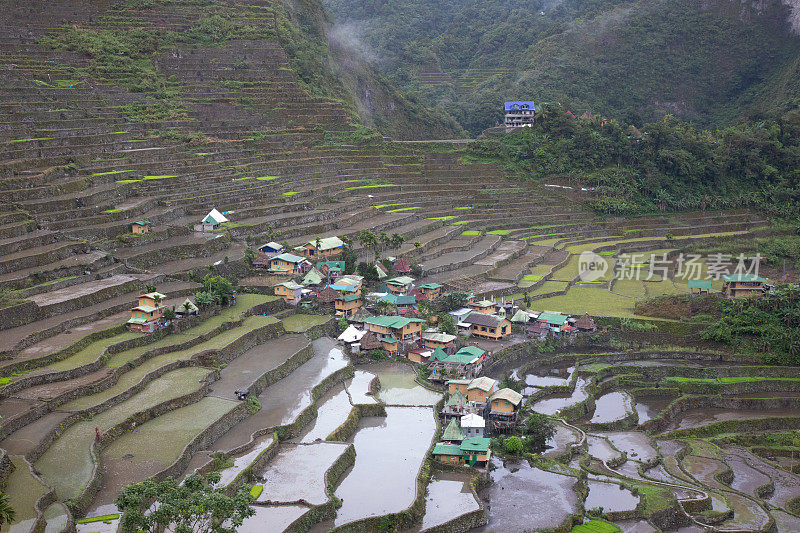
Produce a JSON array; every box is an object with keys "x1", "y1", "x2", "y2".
[
  {"x1": 422, "y1": 332, "x2": 457, "y2": 353},
  {"x1": 573, "y1": 313, "x2": 597, "y2": 332},
  {"x1": 264, "y1": 253, "x2": 310, "y2": 275},
  {"x1": 363, "y1": 315, "x2": 424, "y2": 343},
  {"x1": 302, "y1": 267, "x2": 324, "y2": 288},
  {"x1": 442, "y1": 418, "x2": 465, "y2": 443},
  {"x1": 378, "y1": 293, "x2": 417, "y2": 314},
  {"x1": 127, "y1": 291, "x2": 166, "y2": 332},
  {"x1": 461, "y1": 413, "x2": 486, "y2": 438},
  {"x1": 460, "y1": 437, "x2": 491, "y2": 466},
  {"x1": 722, "y1": 274, "x2": 768, "y2": 298},
  {"x1": 197, "y1": 208, "x2": 228, "y2": 231},
  {"x1": 431, "y1": 346, "x2": 486, "y2": 380},
  {"x1": 385, "y1": 276, "x2": 415, "y2": 295},
  {"x1": 688, "y1": 279, "x2": 713, "y2": 296},
  {"x1": 536, "y1": 311, "x2": 569, "y2": 333},
  {"x1": 274, "y1": 281, "x2": 303, "y2": 305},
  {"x1": 381, "y1": 336, "x2": 399, "y2": 356},
  {"x1": 431, "y1": 443, "x2": 465, "y2": 465},
  {"x1": 487, "y1": 388, "x2": 523, "y2": 432},
  {"x1": 417, "y1": 282, "x2": 443, "y2": 301},
  {"x1": 447, "y1": 378, "x2": 472, "y2": 396},
  {"x1": 504, "y1": 100, "x2": 536, "y2": 129},
  {"x1": 464, "y1": 313, "x2": 511, "y2": 340},
  {"x1": 407, "y1": 347, "x2": 433, "y2": 364},
  {"x1": 297, "y1": 236, "x2": 345, "y2": 259},
  {"x1": 359, "y1": 331, "x2": 383, "y2": 353},
  {"x1": 441, "y1": 388, "x2": 468, "y2": 423},
  {"x1": 316, "y1": 260, "x2": 345, "y2": 281},
  {"x1": 338, "y1": 324, "x2": 365, "y2": 351},
  {"x1": 466, "y1": 376, "x2": 498, "y2": 405},
  {"x1": 334, "y1": 293, "x2": 362, "y2": 317},
  {"x1": 348, "y1": 307, "x2": 373, "y2": 328},
  {"x1": 337, "y1": 274, "x2": 364, "y2": 290},
  {"x1": 468, "y1": 299, "x2": 496, "y2": 314},
  {"x1": 174, "y1": 298, "x2": 198, "y2": 317},
  {"x1": 258, "y1": 241, "x2": 284, "y2": 254},
  {"x1": 131, "y1": 219, "x2": 150, "y2": 234}
]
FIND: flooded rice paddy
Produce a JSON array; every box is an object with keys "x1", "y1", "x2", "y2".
[
  {"x1": 333, "y1": 407, "x2": 437, "y2": 526},
  {"x1": 590, "y1": 391, "x2": 633, "y2": 423},
  {"x1": 532, "y1": 376, "x2": 590, "y2": 415},
  {"x1": 236, "y1": 505, "x2": 308, "y2": 533},
  {"x1": 257, "y1": 442, "x2": 350, "y2": 505},
  {"x1": 418, "y1": 473, "x2": 481, "y2": 531},
  {"x1": 216, "y1": 435, "x2": 274, "y2": 487},
  {"x1": 585, "y1": 480, "x2": 640, "y2": 512},
  {"x1": 299, "y1": 385, "x2": 353, "y2": 443},
  {"x1": 374, "y1": 363, "x2": 441, "y2": 406},
  {"x1": 345, "y1": 369, "x2": 378, "y2": 404}
]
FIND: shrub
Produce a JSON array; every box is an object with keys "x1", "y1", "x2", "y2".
[{"x1": 502, "y1": 436, "x2": 524, "y2": 454}]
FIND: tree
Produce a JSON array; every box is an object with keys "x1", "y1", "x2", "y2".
[
  {"x1": 194, "y1": 291, "x2": 214, "y2": 308},
  {"x1": 202, "y1": 274, "x2": 235, "y2": 305},
  {"x1": 379, "y1": 231, "x2": 390, "y2": 250},
  {"x1": 390, "y1": 233, "x2": 405, "y2": 248},
  {"x1": 243, "y1": 246, "x2": 256, "y2": 266},
  {"x1": 145, "y1": 284, "x2": 157, "y2": 293},
  {"x1": 0, "y1": 493, "x2": 15, "y2": 527},
  {"x1": 342, "y1": 245, "x2": 358, "y2": 275},
  {"x1": 358, "y1": 230, "x2": 380, "y2": 258},
  {"x1": 357, "y1": 261, "x2": 379, "y2": 281},
  {"x1": 435, "y1": 292, "x2": 469, "y2": 313},
  {"x1": 437, "y1": 313, "x2": 457, "y2": 335},
  {"x1": 375, "y1": 301, "x2": 398, "y2": 315},
  {"x1": 163, "y1": 307, "x2": 177, "y2": 320},
  {"x1": 115, "y1": 472, "x2": 254, "y2": 533},
  {"x1": 413, "y1": 241, "x2": 421, "y2": 249},
  {"x1": 523, "y1": 413, "x2": 555, "y2": 452},
  {"x1": 337, "y1": 317, "x2": 348, "y2": 331},
  {"x1": 502, "y1": 436, "x2": 524, "y2": 454}
]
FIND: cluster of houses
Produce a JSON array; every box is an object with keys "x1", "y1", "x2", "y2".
[
  {"x1": 431, "y1": 375, "x2": 524, "y2": 466},
  {"x1": 126, "y1": 290, "x2": 198, "y2": 333}
]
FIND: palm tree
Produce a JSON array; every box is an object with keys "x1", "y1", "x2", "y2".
[{"x1": 0, "y1": 493, "x2": 15, "y2": 527}]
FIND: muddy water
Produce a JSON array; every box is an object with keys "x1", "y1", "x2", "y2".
[
  {"x1": 725, "y1": 446, "x2": 800, "y2": 509},
  {"x1": 771, "y1": 509, "x2": 800, "y2": 532},
  {"x1": 374, "y1": 363, "x2": 441, "y2": 406},
  {"x1": 634, "y1": 396, "x2": 672, "y2": 424},
  {"x1": 669, "y1": 407, "x2": 799, "y2": 430},
  {"x1": 76, "y1": 505, "x2": 120, "y2": 533},
  {"x1": 585, "y1": 480, "x2": 639, "y2": 512},
  {"x1": 587, "y1": 435, "x2": 622, "y2": 463},
  {"x1": 532, "y1": 377, "x2": 590, "y2": 415},
  {"x1": 543, "y1": 422, "x2": 580, "y2": 459},
  {"x1": 417, "y1": 473, "x2": 480, "y2": 531},
  {"x1": 333, "y1": 407, "x2": 436, "y2": 526},
  {"x1": 474, "y1": 458, "x2": 578, "y2": 532},
  {"x1": 217, "y1": 435, "x2": 274, "y2": 487},
  {"x1": 590, "y1": 391, "x2": 633, "y2": 424},
  {"x1": 603, "y1": 431, "x2": 658, "y2": 462},
  {"x1": 519, "y1": 366, "x2": 575, "y2": 388},
  {"x1": 345, "y1": 370, "x2": 377, "y2": 404},
  {"x1": 210, "y1": 338, "x2": 348, "y2": 453},
  {"x1": 42, "y1": 502, "x2": 68, "y2": 533},
  {"x1": 236, "y1": 505, "x2": 308, "y2": 533},
  {"x1": 2, "y1": 456, "x2": 47, "y2": 533},
  {"x1": 615, "y1": 519, "x2": 658, "y2": 532},
  {"x1": 299, "y1": 385, "x2": 353, "y2": 443},
  {"x1": 257, "y1": 442, "x2": 350, "y2": 506},
  {"x1": 721, "y1": 451, "x2": 771, "y2": 497}
]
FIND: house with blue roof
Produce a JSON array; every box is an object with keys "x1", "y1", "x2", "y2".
[{"x1": 504, "y1": 100, "x2": 535, "y2": 129}]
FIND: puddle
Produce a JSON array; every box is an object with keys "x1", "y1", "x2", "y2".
[
  {"x1": 418, "y1": 474, "x2": 480, "y2": 531},
  {"x1": 235, "y1": 505, "x2": 308, "y2": 533},
  {"x1": 217, "y1": 435, "x2": 275, "y2": 487},
  {"x1": 474, "y1": 458, "x2": 577, "y2": 532},
  {"x1": 374, "y1": 363, "x2": 441, "y2": 406},
  {"x1": 36, "y1": 366, "x2": 211, "y2": 501},
  {"x1": 586, "y1": 435, "x2": 622, "y2": 463},
  {"x1": 590, "y1": 391, "x2": 633, "y2": 424},
  {"x1": 532, "y1": 377, "x2": 590, "y2": 415},
  {"x1": 634, "y1": 396, "x2": 672, "y2": 424},
  {"x1": 257, "y1": 442, "x2": 350, "y2": 506},
  {"x1": 345, "y1": 370, "x2": 377, "y2": 404},
  {"x1": 299, "y1": 385, "x2": 353, "y2": 443},
  {"x1": 334, "y1": 407, "x2": 436, "y2": 526},
  {"x1": 603, "y1": 431, "x2": 658, "y2": 462},
  {"x1": 585, "y1": 480, "x2": 639, "y2": 512}
]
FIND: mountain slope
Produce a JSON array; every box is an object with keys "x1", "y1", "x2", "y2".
[{"x1": 326, "y1": 0, "x2": 800, "y2": 134}]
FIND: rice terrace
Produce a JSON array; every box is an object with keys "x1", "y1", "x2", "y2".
[{"x1": 1, "y1": 0, "x2": 800, "y2": 532}]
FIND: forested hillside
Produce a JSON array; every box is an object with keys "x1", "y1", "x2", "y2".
[{"x1": 326, "y1": 0, "x2": 800, "y2": 134}]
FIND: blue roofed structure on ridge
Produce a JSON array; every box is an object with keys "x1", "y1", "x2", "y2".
[{"x1": 504, "y1": 100, "x2": 535, "y2": 130}]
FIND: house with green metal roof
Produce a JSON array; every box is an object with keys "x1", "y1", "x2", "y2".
[
  {"x1": 431, "y1": 443, "x2": 465, "y2": 464},
  {"x1": 422, "y1": 332, "x2": 457, "y2": 352},
  {"x1": 537, "y1": 311, "x2": 569, "y2": 328},
  {"x1": 385, "y1": 276, "x2": 415, "y2": 295},
  {"x1": 298, "y1": 236, "x2": 345, "y2": 259},
  {"x1": 274, "y1": 281, "x2": 304, "y2": 304},
  {"x1": 132, "y1": 219, "x2": 150, "y2": 234},
  {"x1": 335, "y1": 293, "x2": 362, "y2": 318},
  {"x1": 264, "y1": 253, "x2": 310, "y2": 275},
  {"x1": 363, "y1": 315, "x2": 424, "y2": 343},
  {"x1": 302, "y1": 267, "x2": 324, "y2": 287},
  {"x1": 460, "y1": 437, "x2": 491, "y2": 466},
  {"x1": 417, "y1": 282, "x2": 443, "y2": 300},
  {"x1": 722, "y1": 273, "x2": 768, "y2": 298},
  {"x1": 378, "y1": 293, "x2": 417, "y2": 308},
  {"x1": 688, "y1": 279, "x2": 713, "y2": 296}
]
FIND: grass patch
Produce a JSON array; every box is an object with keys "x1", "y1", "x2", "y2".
[
  {"x1": 571, "y1": 520, "x2": 620, "y2": 533},
  {"x1": 281, "y1": 314, "x2": 330, "y2": 332},
  {"x1": 375, "y1": 203, "x2": 406, "y2": 209},
  {"x1": 116, "y1": 179, "x2": 142, "y2": 184},
  {"x1": 522, "y1": 274, "x2": 543, "y2": 282},
  {"x1": 451, "y1": 220, "x2": 472, "y2": 225},
  {"x1": 92, "y1": 169, "x2": 134, "y2": 176},
  {"x1": 103, "y1": 208, "x2": 126, "y2": 214},
  {"x1": 0, "y1": 377, "x2": 11, "y2": 386},
  {"x1": 143, "y1": 175, "x2": 177, "y2": 180},
  {"x1": 255, "y1": 176, "x2": 278, "y2": 181},
  {"x1": 487, "y1": 229, "x2": 512, "y2": 235},
  {"x1": 386, "y1": 206, "x2": 421, "y2": 213},
  {"x1": 196, "y1": 152, "x2": 215, "y2": 156},
  {"x1": 428, "y1": 215, "x2": 457, "y2": 221},
  {"x1": 522, "y1": 232, "x2": 566, "y2": 240},
  {"x1": 232, "y1": 176, "x2": 253, "y2": 181},
  {"x1": 76, "y1": 514, "x2": 119, "y2": 524},
  {"x1": 7, "y1": 137, "x2": 53, "y2": 143},
  {"x1": 250, "y1": 485, "x2": 263, "y2": 499},
  {"x1": 461, "y1": 230, "x2": 481, "y2": 236},
  {"x1": 344, "y1": 183, "x2": 397, "y2": 190},
  {"x1": 665, "y1": 376, "x2": 800, "y2": 384},
  {"x1": 283, "y1": 191, "x2": 299, "y2": 196}
]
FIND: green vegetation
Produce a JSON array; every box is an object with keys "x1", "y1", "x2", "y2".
[
  {"x1": 143, "y1": 175, "x2": 176, "y2": 180},
  {"x1": 386, "y1": 206, "x2": 421, "y2": 213},
  {"x1": 702, "y1": 284, "x2": 800, "y2": 364},
  {"x1": 92, "y1": 169, "x2": 133, "y2": 176},
  {"x1": 282, "y1": 191, "x2": 299, "y2": 196},
  {"x1": 571, "y1": 520, "x2": 620, "y2": 533},
  {"x1": 76, "y1": 514, "x2": 119, "y2": 524},
  {"x1": 487, "y1": 229, "x2": 511, "y2": 235},
  {"x1": 461, "y1": 230, "x2": 481, "y2": 236},
  {"x1": 249, "y1": 485, "x2": 263, "y2": 499},
  {"x1": 281, "y1": 314, "x2": 330, "y2": 332}
]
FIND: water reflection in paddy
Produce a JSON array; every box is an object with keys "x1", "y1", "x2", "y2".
[
  {"x1": 374, "y1": 363, "x2": 441, "y2": 406},
  {"x1": 474, "y1": 458, "x2": 577, "y2": 532},
  {"x1": 585, "y1": 480, "x2": 639, "y2": 512},
  {"x1": 590, "y1": 391, "x2": 633, "y2": 424},
  {"x1": 532, "y1": 377, "x2": 590, "y2": 415},
  {"x1": 417, "y1": 473, "x2": 480, "y2": 531}
]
